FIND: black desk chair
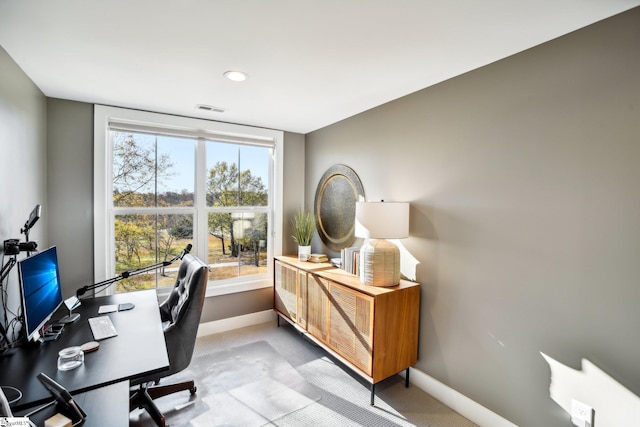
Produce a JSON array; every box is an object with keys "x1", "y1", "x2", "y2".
[{"x1": 130, "y1": 254, "x2": 209, "y2": 427}]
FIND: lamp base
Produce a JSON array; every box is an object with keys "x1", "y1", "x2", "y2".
[{"x1": 360, "y1": 239, "x2": 400, "y2": 287}]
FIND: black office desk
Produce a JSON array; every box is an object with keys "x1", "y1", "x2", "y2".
[
  {"x1": 16, "y1": 381, "x2": 130, "y2": 427},
  {"x1": 0, "y1": 289, "x2": 169, "y2": 412}
]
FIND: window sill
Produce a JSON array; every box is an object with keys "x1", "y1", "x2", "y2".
[
  {"x1": 156, "y1": 278, "x2": 272, "y2": 299},
  {"x1": 205, "y1": 279, "x2": 272, "y2": 297}
]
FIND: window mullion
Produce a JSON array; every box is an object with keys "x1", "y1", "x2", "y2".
[{"x1": 195, "y1": 138, "x2": 208, "y2": 261}]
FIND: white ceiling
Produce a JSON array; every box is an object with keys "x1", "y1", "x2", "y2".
[{"x1": 1, "y1": 1, "x2": 639, "y2": 134}]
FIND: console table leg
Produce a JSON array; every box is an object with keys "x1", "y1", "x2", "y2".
[
  {"x1": 370, "y1": 383, "x2": 375, "y2": 406},
  {"x1": 405, "y1": 368, "x2": 410, "y2": 388}
]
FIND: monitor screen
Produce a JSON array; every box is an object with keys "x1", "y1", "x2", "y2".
[{"x1": 18, "y1": 246, "x2": 63, "y2": 341}]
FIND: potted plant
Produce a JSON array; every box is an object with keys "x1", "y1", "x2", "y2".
[{"x1": 292, "y1": 209, "x2": 315, "y2": 261}]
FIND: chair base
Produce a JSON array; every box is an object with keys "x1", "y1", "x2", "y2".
[{"x1": 130, "y1": 380, "x2": 197, "y2": 427}]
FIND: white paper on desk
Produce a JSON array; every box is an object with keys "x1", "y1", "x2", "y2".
[{"x1": 98, "y1": 304, "x2": 118, "y2": 314}]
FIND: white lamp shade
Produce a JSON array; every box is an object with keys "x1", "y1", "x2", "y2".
[{"x1": 355, "y1": 202, "x2": 409, "y2": 239}]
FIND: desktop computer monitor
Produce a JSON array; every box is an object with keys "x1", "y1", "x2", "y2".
[{"x1": 18, "y1": 246, "x2": 63, "y2": 342}]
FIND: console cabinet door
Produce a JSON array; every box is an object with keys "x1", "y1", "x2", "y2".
[
  {"x1": 305, "y1": 275, "x2": 330, "y2": 343},
  {"x1": 297, "y1": 269, "x2": 308, "y2": 329},
  {"x1": 328, "y1": 281, "x2": 374, "y2": 375},
  {"x1": 274, "y1": 260, "x2": 298, "y2": 322}
]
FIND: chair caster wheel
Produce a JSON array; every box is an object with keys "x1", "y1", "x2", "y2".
[{"x1": 190, "y1": 386, "x2": 197, "y2": 395}]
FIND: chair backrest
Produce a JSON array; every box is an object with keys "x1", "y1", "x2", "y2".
[{"x1": 155, "y1": 254, "x2": 209, "y2": 378}]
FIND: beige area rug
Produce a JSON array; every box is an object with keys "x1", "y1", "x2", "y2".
[
  {"x1": 294, "y1": 356, "x2": 478, "y2": 427},
  {"x1": 131, "y1": 327, "x2": 478, "y2": 427},
  {"x1": 192, "y1": 377, "x2": 318, "y2": 426},
  {"x1": 171, "y1": 340, "x2": 321, "y2": 426}
]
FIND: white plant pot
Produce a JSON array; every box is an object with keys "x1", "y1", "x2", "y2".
[{"x1": 298, "y1": 245, "x2": 311, "y2": 262}]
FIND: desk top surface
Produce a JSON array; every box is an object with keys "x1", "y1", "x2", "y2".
[
  {"x1": 1, "y1": 289, "x2": 169, "y2": 411},
  {"x1": 16, "y1": 380, "x2": 130, "y2": 427}
]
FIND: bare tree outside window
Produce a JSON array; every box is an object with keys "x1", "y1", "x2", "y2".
[
  {"x1": 112, "y1": 132, "x2": 175, "y2": 207},
  {"x1": 111, "y1": 132, "x2": 194, "y2": 291},
  {"x1": 110, "y1": 132, "x2": 270, "y2": 291}
]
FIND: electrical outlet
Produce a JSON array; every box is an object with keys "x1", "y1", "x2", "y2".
[{"x1": 571, "y1": 399, "x2": 594, "y2": 427}]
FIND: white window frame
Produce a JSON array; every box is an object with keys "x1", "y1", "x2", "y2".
[{"x1": 94, "y1": 105, "x2": 283, "y2": 297}]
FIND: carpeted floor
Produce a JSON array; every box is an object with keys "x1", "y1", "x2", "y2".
[{"x1": 130, "y1": 320, "x2": 478, "y2": 427}]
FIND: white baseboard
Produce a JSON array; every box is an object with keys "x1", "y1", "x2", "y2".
[
  {"x1": 197, "y1": 311, "x2": 516, "y2": 427},
  {"x1": 402, "y1": 368, "x2": 518, "y2": 427},
  {"x1": 196, "y1": 309, "x2": 275, "y2": 337}
]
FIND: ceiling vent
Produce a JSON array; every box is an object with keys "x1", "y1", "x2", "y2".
[{"x1": 195, "y1": 104, "x2": 226, "y2": 113}]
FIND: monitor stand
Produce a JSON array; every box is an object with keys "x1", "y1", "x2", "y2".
[
  {"x1": 59, "y1": 295, "x2": 81, "y2": 323},
  {"x1": 59, "y1": 311, "x2": 80, "y2": 324}
]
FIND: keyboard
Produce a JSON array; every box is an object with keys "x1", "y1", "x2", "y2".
[{"x1": 88, "y1": 316, "x2": 118, "y2": 340}]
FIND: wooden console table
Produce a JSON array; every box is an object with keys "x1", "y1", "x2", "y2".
[{"x1": 274, "y1": 255, "x2": 420, "y2": 404}]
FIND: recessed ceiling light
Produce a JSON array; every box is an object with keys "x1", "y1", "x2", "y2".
[{"x1": 224, "y1": 70, "x2": 248, "y2": 82}]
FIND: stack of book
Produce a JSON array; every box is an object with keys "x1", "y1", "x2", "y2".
[
  {"x1": 309, "y1": 253, "x2": 328, "y2": 263},
  {"x1": 340, "y1": 246, "x2": 361, "y2": 275}
]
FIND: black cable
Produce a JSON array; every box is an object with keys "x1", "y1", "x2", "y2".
[
  {"x1": 0, "y1": 254, "x2": 25, "y2": 349},
  {"x1": 7, "y1": 316, "x2": 24, "y2": 348},
  {"x1": 0, "y1": 254, "x2": 14, "y2": 349},
  {"x1": 23, "y1": 399, "x2": 55, "y2": 417},
  {"x1": 1, "y1": 385, "x2": 22, "y2": 405}
]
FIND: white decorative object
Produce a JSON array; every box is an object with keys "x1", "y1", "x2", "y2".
[
  {"x1": 298, "y1": 245, "x2": 311, "y2": 262},
  {"x1": 292, "y1": 209, "x2": 315, "y2": 262},
  {"x1": 355, "y1": 201, "x2": 409, "y2": 287}
]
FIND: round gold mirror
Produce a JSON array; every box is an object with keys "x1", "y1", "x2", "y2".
[{"x1": 314, "y1": 165, "x2": 365, "y2": 251}]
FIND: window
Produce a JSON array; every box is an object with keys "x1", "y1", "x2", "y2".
[{"x1": 94, "y1": 106, "x2": 283, "y2": 296}]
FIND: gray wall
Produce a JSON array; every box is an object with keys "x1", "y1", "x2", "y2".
[
  {"x1": 46, "y1": 98, "x2": 94, "y2": 298},
  {"x1": 282, "y1": 131, "x2": 306, "y2": 256},
  {"x1": 306, "y1": 8, "x2": 640, "y2": 427},
  {"x1": 0, "y1": 46, "x2": 47, "y2": 333},
  {"x1": 201, "y1": 287, "x2": 273, "y2": 323}
]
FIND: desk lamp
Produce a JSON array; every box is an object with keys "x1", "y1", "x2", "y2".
[{"x1": 355, "y1": 201, "x2": 409, "y2": 287}]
